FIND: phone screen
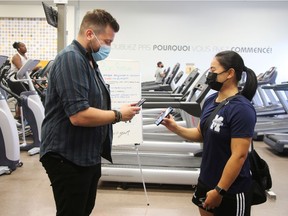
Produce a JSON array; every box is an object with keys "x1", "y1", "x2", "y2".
[
  {"x1": 136, "y1": 98, "x2": 146, "y2": 107},
  {"x1": 155, "y1": 107, "x2": 173, "y2": 126}
]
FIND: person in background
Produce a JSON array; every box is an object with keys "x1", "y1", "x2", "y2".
[
  {"x1": 10, "y1": 42, "x2": 28, "y2": 73},
  {"x1": 10, "y1": 41, "x2": 40, "y2": 119},
  {"x1": 162, "y1": 50, "x2": 258, "y2": 216},
  {"x1": 11, "y1": 41, "x2": 41, "y2": 74},
  {"x1": 40, "y1": 9, "x2": 140, "y2": 216},
  {"x1": 154, "y1": 61, "x2": 165, "y2": 83}
]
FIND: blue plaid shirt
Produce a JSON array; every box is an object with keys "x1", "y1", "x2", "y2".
[{"x1": 40, "y1": 40, "x2": 112, "y2": 166}]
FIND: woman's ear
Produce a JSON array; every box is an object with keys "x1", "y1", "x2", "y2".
[{"x1": 227, "y1": 68, "x2": 235, "y2": 79}]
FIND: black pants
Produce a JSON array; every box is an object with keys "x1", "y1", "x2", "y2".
[{"x1": 41, "y1": 153, "x2": 101, "y2": 216}]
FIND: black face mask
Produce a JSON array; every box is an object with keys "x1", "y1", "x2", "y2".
[{"x1": 205, "y1": 71, "x2": 227, "y2": 91}]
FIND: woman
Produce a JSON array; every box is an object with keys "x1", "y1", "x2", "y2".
[
  {"x1": 10, "y1": 42, "x2": 40, "y2": 119},
  {"x1": 162, "y1": 50, "x2": 258, "y2": 216},
  {"x1": 10, "y1": 42, "x2": 29, "y2": 73},
  {"x1": 11, "y1": 41, "x2": 41, "y2": 75}
]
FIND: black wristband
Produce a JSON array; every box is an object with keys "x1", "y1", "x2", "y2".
[
  {"x1": 112, "y1": 110, "x2": 122, "y2": 124},
  {"x1": 215, "y1": 185, "x2": 226, "y2": 196}
]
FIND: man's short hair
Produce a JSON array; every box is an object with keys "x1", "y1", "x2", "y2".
[
  {"x1": 79, "y1": 9, "x2": 119, "y2": 35},
  {"x1": 157, "y1": 61, "x2": 163, "y2": 67}
]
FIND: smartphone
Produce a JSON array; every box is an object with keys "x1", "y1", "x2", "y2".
[
  {"x1": 198, "y1": 197, "x2": 206, "y2": 207},
  {"x1": 136, "y1": 98, "x2": 146, "y2": 107},
  {"x1": 155, "y1": 107, "x2": 173, "y2": 126}
]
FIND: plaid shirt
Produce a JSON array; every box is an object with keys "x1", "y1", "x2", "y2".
[{"x1": 40, "y1": 40, "x2": 112, "y2": 166}]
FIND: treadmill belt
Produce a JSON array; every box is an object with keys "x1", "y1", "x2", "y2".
[
  {"x1": 264, "y1": 134, "x2": 288, "y2": 153},
  {"x1": 255, "y1": 121, "x2": 288, "y2": 132},
  {"x1": 266, "y1": 134, "x2": 288, "y2": 143},
  {"x1": 108, "y1": 154, "x2": 201, "y2": 169}
]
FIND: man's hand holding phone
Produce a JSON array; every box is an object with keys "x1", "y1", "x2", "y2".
[{"x1": 135, "y1": 98, "x2": 146, "y2": 107}]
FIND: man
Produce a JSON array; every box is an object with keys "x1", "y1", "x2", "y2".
[
  {"x1": 40, "y1": 9, "x2": 140, "y2": 216},
  {"x1": 154, "y1": 61, "x2": 165, "y2": 83}
]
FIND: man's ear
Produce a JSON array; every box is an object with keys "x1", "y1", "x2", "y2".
[{"x1": 86, "y1": 29, "x2": 94, "y2": 41}]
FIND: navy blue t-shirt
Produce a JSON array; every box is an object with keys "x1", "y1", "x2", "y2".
[{"x1": 199, "y1": 93, "x2": 256, "y2": 194}]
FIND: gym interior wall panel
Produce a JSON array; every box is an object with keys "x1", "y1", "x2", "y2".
[
  {"x1": 1, "y1": 1, "x2": 287, "y2": 83},
  {"x1": 0, "y1": 5, "x2": 45, "y2": 18},
  {"x1": 0, "y1": 4, "x2": 75, "y2": 59},
  {"x1": 75, "y1": 1, "x2": 288, "y2": 83},
  {"x1": 0, "y1": 17, "x2": 57, "y2": 61},
  {"x1": 0, "y1": 17, "x2": 57, "y2": 60}
]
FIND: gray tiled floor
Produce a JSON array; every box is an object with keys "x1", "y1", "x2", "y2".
[{"x1": 1, "y1": 141, "x2": 287, "y2": 216}]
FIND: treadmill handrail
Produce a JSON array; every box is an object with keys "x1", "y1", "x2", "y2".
[
  {"x1": 141, "y1": 93, "x2": 183, "y2": 97},
  {"x1": 143, "y1": 101, "x2": 201, "y2": 117},
  {"x1": 145, "y1": 96, "x2": 184, "y2": 102}
]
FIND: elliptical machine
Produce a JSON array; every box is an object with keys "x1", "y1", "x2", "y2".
[
  {"x1": 1, "y1": 59, "x2": 45, "y2": 156},
  {"x1": 0, "y1": 55, "x2": 23, "y2": 175}
]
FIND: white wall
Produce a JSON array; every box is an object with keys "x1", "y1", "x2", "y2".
[
  {"x1": 76, "y1": 1, "x2": 288, "y2": 83},
  {"x1": 1, "y1": 1, "x2": 287, "y2": 83}
]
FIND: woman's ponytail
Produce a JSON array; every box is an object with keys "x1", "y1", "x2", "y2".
[
  {"x1": 215, "y1": 51, "x2": 258, "y2": 101},
  {"x1": 241, "y1": 66, "x2": 258, "y2": 101}
]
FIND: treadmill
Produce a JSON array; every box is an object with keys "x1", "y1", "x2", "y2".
[
  {"x1": 101, "y1": 152, "x2": 201, "y2": 185},
  {"x1": 261, "y1": 83, "x2": 288, "y2": 153},
  {"x1": 142, "y1": 68, "x2": 200, "y2": 97},
  {"x1": 141, "y1": 63, "x2": 180, "y2": 91},
  {"x1": 142, "y1": 70, "x2": 209, "y2": 135},
  {"x1": 141, "y1": 68, "x2": 200, "y2": 124},
  {"x1": 253, "y1": 83, "x2": 288, "y2": 140},
  {"x1": 264, "y1": 133, "x2": 288, "y2": 153},
  {"x1": 143, "y1": 69, "x2": 185, "y2": 94},
  {"x1": 254, "y1": 67, "x2": 286, "y2": 117},
  {"x1": 101, "y1": 72, "x2": 211, "y2": 185},
  {"x1": 141, "y1": 66, "x2": 170, "y2": 86},
  {"x1": 142, "y1": 68, "x2": 200, "y2": 100}
]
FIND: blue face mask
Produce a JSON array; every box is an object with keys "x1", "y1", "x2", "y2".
[{"x1": 91, "y1": 32, "x2": 111, "y2": 62}]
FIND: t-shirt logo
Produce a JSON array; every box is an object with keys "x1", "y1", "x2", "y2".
[{"x1": 210, "y1": 114, "x2": 224, "y2": 132}]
